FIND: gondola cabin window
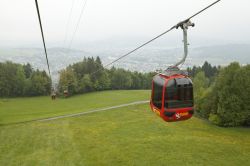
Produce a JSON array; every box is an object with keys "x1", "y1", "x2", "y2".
[
  {"x1": 164, "y1": 78, "x2": 193, "y2": 109},
  {"x1": 152, "y1": 76, "x2": 165, "y2": 109}
]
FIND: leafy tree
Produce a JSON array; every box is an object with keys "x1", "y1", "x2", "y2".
[
  {"x1": 58, "y1": 69, "x2": 78, "y2": 95},
  {"x1": 210, "y1": 63, "x2": 250, "y2": 126},
  {"x1": 193, "y1": 71, "x2": 210, "y2": 117},
  {"x1": 131, "y1": 72, "x2": 142, "y2": 89},
  {"x1": 23, "y1": 63, "x2": 33, "y2": 78},
  {"x1": 202, "y1": 61, "x2": 213, "y2": 78},
  {"x1": 188, "y1": 62, "x2": 218, "y2": 80},
  {"x1": 111, "y1": 69, "x2": 132, "y2": 89},
  {"x1": 95, "y1": 71, "x2": 111, "y2": 90},
  {"x1": 28, "y1": 70, "x2": 50, "y2": 96},
  {"x1": 0, "y1": 62, "x2": 25, "y2": 96},
  {"x1": 79, "y1": 74, "x2": 93, "y2": 92}
]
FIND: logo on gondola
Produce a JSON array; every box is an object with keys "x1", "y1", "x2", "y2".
[
  {"x1": 176, "y1": 113, "x2": 181, "y2": 119},
  {"x1": 175, "y1": 112, "x2": 189, "y2": 119}
]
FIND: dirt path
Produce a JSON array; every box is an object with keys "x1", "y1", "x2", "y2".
[{"x1": 38, "y1": 100, "x2": 149, "y2": 122}]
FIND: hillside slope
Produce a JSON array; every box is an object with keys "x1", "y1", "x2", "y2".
[
  {"x1": 0, "y1": 90, "x2": 250, "y2": 165},
  {"x1": 0, "y1": 105, "x2": 250, "y2": 165}
]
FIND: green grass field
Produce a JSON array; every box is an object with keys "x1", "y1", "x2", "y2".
[
  {"x1": 0, "y1": 90, "x2": 250, "y2": 166},
  {"x1": 0, "y1": 90, "x2": 149, "y2": 125}
]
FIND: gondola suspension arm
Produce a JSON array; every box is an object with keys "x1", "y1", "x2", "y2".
[{"x1": 174, "y1": 20, "x2": 194, "y2": 67}]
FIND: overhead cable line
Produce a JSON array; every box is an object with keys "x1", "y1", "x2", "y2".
[
  {"x1": 63, "y1": 0, "x2": 76, "y2": 48},
  {"x1": 68, "y1": 0, "x2": 88, "y2": 50},
  {"x1": 35, "y1": 0, "x2": 52, "y2": 81},
  {"x1": 91, "y1": 0, "x2": 221, "y2": 75}
]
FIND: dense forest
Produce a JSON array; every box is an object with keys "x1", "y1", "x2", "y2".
[
  {"x1": 58, "y1": 57, "x2": 154, "y2": 95},
  {"x1": 0, "y1": 61, "x2": 50, "y2": 97}
]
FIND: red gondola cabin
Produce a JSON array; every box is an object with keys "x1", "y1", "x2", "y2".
[{"x1": 150, "y1": 67, "x2": 194, "y2": 122}]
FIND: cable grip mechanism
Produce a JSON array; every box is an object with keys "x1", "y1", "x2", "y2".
[{"x1": 173, "y1": 20, "x2": 195, "y2": 67}]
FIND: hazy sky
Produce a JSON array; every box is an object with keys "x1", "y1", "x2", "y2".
[{"x1": 1, "y1": 0, "x2": 250, "y2": 48}]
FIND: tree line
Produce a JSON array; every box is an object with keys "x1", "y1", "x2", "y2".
[
  {"x1": 0, "y1": 61, "x2": 51, "y2": 97},
  {"x1": 192, "y1": 61, "x2": 250, "y2": 127},
  {"x1": 58, "y1": 57, "x2": 154, "y2": 95}
]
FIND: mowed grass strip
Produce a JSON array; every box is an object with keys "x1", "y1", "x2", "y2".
[
  {"x1": 0, "y1": 90, "x2": 150, "y2": 124},
  {"x1": 0, "y1": 104, "x2": 250, "y2": 166}
]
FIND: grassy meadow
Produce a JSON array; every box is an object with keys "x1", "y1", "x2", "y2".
[
  {"x1": 0, "y1": 90, "x2": 149, "y2": 125},
  {"x1": 0, "y1": 90, "x2": 250, "y2": 165}
]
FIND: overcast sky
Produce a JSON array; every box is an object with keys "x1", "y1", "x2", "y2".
[{"x1": 1, "y1": 0, "x2": 250, "y2": 48}]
